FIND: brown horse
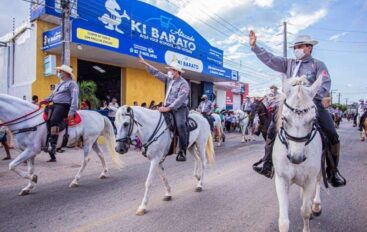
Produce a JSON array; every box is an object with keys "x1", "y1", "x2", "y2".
[
  {"x1": 332, "y1": 113, "x2": 342, "y2": 129},
  {"x1": 360, "y1": 117, "x2": 367, "y2": 141},
  {"x1": 252, "y1": 99, "x2": 272, "y2": 141}
]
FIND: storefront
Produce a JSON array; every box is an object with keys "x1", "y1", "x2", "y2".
[
  {"x1": 1, "y1": 0, "x2": 239, "y2": 107},
  {"x1": 214, "y1": 82, "x2": 249, "y2": 110}
]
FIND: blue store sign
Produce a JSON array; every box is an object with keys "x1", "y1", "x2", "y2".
[
  {"x1": 42, "y1": 26, "x2": 62, "y2": 50},
  {"x1": 33, "y1": 0, "x2": 239, "y2": 81}
]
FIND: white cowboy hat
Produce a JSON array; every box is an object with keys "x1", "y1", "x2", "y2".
[
  {"x1": 165, "y1": 61, "x2": 185, "y2": 73},
  {"x1": 289, "y1": 35, "x2": 318, "y2": 48},
  {"x1": 54, "y1": 64, "x2": 74, "y2": 78},
  {"x1": 201, "y1": 94, "x2": 208, "y2": 99}
]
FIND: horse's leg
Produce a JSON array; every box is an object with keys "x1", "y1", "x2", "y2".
[
  {"x1": 195, "y1": 143, "x2": 206, "y2": 192},
  {"x1": 275, "y1": 175, "x2": 290, "y2": 232},
  {"x1": 136, "y1": 157, "x2": 159, "y2": 216},
  {"x1": 189, "y1": 146, "x2": 200, "y2": 181},
  {"x1": 301, "y1": 179, "x2": 317, "y2": 232},
  {"x1": 9, "y1": 149, "x2": 38, "y2": 195},
  {"x1": 20, "y1": 157, "x2": 37, "y2": 195},
  {"x1": 69, "y1": 142, "x2": 93, "y2": 187},
  {"x1": 157, "y1": 163, "x2": 172, "y2": 201},
  {"x1": 92, "y1": 142, "x2": 108, "y2": 179},
  {"x1": 311, "y1": 174, "x2": 322, "y2": 217}
]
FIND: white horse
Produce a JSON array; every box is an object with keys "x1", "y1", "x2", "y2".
[
  {"x1": 273, "y1": 76, "x2": 323, "y2": 232},
  {"x1": 235, "y1": 109, "x2": 251, "y2": 143},
  {"x1": 115, "y1": 106, "x2": 215, "y2": 216},
  {"x1": 212, "y1": 113, "x2": 225, "y2": 146},
  {"x1": 0, "y1": 94, "x2": 122, "y2": 195}
]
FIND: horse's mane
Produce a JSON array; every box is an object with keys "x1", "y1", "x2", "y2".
[
  {"x1": 115, "y1": 105, "x2": 159, "y2": 125},
  {"x1": 0, "y1": 94, "x2": 38, "y2": 110}
]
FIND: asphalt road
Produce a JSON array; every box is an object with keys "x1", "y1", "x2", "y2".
[{"x1": 0, "y1": 121, "x2": 366, "y2": 232}]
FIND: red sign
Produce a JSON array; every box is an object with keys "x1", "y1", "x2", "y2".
[{"x1": 226, "y1": 90, "x2": 233, "y2": 105}]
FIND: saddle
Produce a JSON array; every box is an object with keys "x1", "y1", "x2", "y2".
[
  {"x1": 162, "y1": 112, "x2": 197, "y2": 157},
  {"x1": 43, "y1": 107, "x2": 82, "y2": 150},
  {"x1": 42, "y1": 111, "x2": 82, "y2": 127}
]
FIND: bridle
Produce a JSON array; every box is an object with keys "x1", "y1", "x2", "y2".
[
  {"x1": 115, "y1": 109, "x2": 142, "y2": 146},
  {"x1": 278, "y1": 100, "x2": 318, "y2": 149},
  {"x1": 115, "y1": 108, "x2": 169, "y2": 157}
]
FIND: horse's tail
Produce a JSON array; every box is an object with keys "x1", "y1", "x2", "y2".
[
  {"x1": 205, "y1": 133, "x2": 215, "y2": 165},
  {"x1": 103, "y1": 116, "x2": 123, "y2": 168}
]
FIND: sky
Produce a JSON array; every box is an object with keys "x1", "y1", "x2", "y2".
[{"x1": 1, "y1": 0, "x2": 367, "y2": 103}]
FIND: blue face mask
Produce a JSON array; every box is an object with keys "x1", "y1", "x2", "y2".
[{"x1": 57, "y1": 72, "x2": 63, "y2": 79}]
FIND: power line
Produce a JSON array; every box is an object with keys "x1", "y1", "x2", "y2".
[{"x1": 287, "y1": 22, "x2": 367, "y2": 34}]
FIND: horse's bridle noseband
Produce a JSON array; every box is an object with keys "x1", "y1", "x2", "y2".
[
  {"x1": 278, "y1": 100, "x2": 318, "y2": 149},
  {"x1": 115, "y1": 109, "x2": 142, "y2": 146}
]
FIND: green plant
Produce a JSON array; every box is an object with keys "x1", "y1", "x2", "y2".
[{"x1": 79, "y1": 81, "x2": 100, "y2": 109}]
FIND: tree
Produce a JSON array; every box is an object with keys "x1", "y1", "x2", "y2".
[{"x1": 79, "y1": 81, "x2": 99, "y2": 109}]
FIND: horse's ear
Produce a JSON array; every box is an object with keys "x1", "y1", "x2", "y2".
[
  {"x1": 309, "y1": 74, "x2": 323, "y2": 98},
  {"x1": 127, "y1": 106, "x2": 132, "y2": 113},
  {"x1": 282, "y1": 74, "x2": 291, "y2": 96}
]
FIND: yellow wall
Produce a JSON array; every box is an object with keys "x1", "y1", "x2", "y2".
[
  {"x1": 123, "y1": 67, "x2": 165, "y2": 106},
  {"x1": 32, "y1": 20, "x2": 78, "y2": 100}
]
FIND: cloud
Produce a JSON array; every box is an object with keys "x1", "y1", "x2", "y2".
[
  {"x1": 329, "y1": 32, "x2": 348, "y2": 41},
  {"x1": 253, "y1": 0, "x2": 274, "y2": 8}
]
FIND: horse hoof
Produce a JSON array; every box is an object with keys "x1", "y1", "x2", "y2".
[
  {"x1": 99, "y1": 174, "x2": 107, "y2": 179},
  {"x1": 18, "y1": 190, "x2": 30, "y2": 196},
  {"x1": 163, "y1": 196, "x2": 172, "y2": 201},
  {"x1": 195, "y1": 187, "x2": 203, "y2": 192},
  {"x1": 136, "y1": 209, "x2": 146, "y2": 216},
  {"x1": 31, "y1": 175, "x2": 38, "y2": 184},
  {"x1": 312, "y1": 208, "x2": 322, "y2": 217},
  {"x1": 69, "y1": 182, "x2": 79, "y2": 188}
]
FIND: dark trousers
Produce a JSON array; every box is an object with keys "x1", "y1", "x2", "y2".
[
  {"x1": 244, "y1": 111, "x2": 254, "y2": 134},
  {"x1": 202, "y1": 113, "x2": 214, "y2": 131},
  {"x1": 172, "y1": 106, "x2": 189, "y2": 153},
  {"x1": 49, "y1": 103, "x2": 70, "y2": 129}
]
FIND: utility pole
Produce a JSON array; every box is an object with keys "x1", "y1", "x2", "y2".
[
  {"x1": 330, "y1": 89, "x2": 337, "y2": 104},
  {"x1": 61, "y1": 0, "x2": 71, "y2": 66},
  {"x1": 338, "y1": 92, "x2": 341, "y2": 105},
  {"x1": 345, "y1": 98, "x2": 348, "y2": 106},
  {"x1": 283, "y1": 21, "x2": 287, "y2": 58}
]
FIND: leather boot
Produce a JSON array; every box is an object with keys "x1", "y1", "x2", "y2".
[
  {"x1": 176, "y1": 150, "x2": 186, "y2": 162},
  {"x1": 327, "y1": 143, "x2": 346, "y2": 187},
  {"x1": 252, "y1": 138, "x2": 274, "y2": 179},
  {"x1": 48, "y1": 127, "x2": 59, "y2": 162}
]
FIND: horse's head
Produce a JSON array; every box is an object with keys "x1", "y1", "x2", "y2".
[
  {"x1": 252, "y1": 98, "x2": 265, "y2": 114},
  {"x1": 115, "y1": 105, "x2": 139, "y2": 154},
  {"x1": 279, "y1": 75, "x2": 322, "y2": 164}
]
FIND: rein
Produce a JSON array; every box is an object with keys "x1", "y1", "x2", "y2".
[{"x1": 0, "y1": 106, "x2": 42, "y2": 127}]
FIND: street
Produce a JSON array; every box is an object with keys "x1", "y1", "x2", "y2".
[{"x1": 0, "y1": 121, "x2": 366, "y2": 232}]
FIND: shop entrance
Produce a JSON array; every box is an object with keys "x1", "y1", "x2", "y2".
[
  {"x1": 190, "y1": 82, "x2": 202, "y2": 109},
  {"x1": 77, "y1": 59, "x2": 121, "y2": 105}
]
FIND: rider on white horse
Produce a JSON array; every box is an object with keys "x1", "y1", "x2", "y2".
[
  {"x1": 139, "y1": 55, "x2": 190, "y2": 162},
  {"x1": 40, "y1": 64, "x2": 79, "y2": 162},
  {"x1": 250, "y1": 31, "x2": 346, "y2": 187},
  {"x1": 197, "y1": 94, "x2": 214, "y2": 131},
  {"x1": 241, "y1": 97, "x2": 254, "y2": 134}
]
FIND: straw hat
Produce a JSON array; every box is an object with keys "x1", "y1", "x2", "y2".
[
  {"x1": 289, "y1": 35, "x2": 318, "y2": 48},
  {"x1": 55, "y1": 64, "x2": 74, "y2": 78},
  {"x1": 165, "y1": 61, "x2": 185, "y2": 73}
]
